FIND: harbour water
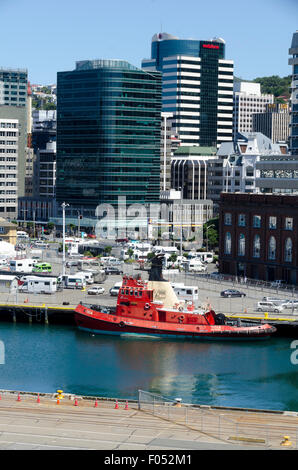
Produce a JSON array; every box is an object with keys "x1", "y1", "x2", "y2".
[{"x1": 0, "y1": 322, "x2": 297, "y2": 412}]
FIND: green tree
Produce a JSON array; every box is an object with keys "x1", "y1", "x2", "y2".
[{"x1": 104, "y1": 246, "x2": 112, "y2": 255}]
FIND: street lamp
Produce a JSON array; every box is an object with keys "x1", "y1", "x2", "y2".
[{"x1": 61, "y1": 202, "x2": 69, "y2": 276}]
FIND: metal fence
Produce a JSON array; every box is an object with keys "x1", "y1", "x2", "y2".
[{"x1": 138, "y1": 390, "x2": 298, "y2": 449}]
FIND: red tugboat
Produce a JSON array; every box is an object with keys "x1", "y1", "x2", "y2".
[{"x1": 74, "y1": 255, "x2": 276, "y2": 340}]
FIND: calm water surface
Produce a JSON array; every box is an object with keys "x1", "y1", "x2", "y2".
[{"x1": 0, "y1": 322, "x2": 297, "y2": 412}]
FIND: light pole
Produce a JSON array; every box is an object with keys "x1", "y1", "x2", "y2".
[{"x1": 61, "y1": 202, "x2": 69, "y2": 276}]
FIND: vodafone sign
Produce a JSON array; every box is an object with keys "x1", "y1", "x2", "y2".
[{"x1": 202, "y1": 44, "x2": 219, "y2": 49}]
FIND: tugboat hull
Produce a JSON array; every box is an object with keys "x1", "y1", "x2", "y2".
[{"x1": 74, "y1": 305, "x2": 276, "y2": 341}]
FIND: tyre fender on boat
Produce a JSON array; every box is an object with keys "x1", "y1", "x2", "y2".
[
  {"x1": 178, "y1": 315, "x2": 185, "y2": 323},
  {"x1": 144, "y1": 303, "x2": 150, "y2": 310},
  {"x1": 119, "y1": 321, "x2": 125, "y2": 327}
]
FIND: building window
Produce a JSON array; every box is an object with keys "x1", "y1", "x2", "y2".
[
  {"x1": 238, "y1": 233, "x2": 245, "y2": 256},
  {"x1": 224, "y1": 212, "x2": 232, "y2": 225},
  {"x1": 285, "y1": 217, "x2": 293, "y2": 230},
  {"x1": 253, "y1": 215, "x2": 261, "y2": 228},
  {"x1": 238, "y1": 214, "x2": 246, "y2": 227},
  {"x1": 268, "y1": 236, "x2": 276, "y2": 260},
  {"x1": 269, "y1": 216, "x2": 277, "y2": 229},
  {"x1": 284, "y1": 238, "x2": 292, "y2": 262},
  {"x1": 224, "y1": 232, "x2": 231, "y2": 254},
  {"x1": 253, "y1": 235, "x2": 261, "y2": 258}
]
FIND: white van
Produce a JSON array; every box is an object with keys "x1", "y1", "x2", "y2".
[
  {"x1": 196, "y1": 252, "x2": 214, "y2": 264},
  {"x1": 256, "y1": 301, "x2": 284, "y2": 313},
  {"x1": 19, "y1": 276, "x2": 57, "y2": 294},
  {"x1": 109, "y1": 282, "x2": 122, "y2": 296},
  {"x1": 9, "y1": 259, "x2": 35, "y2": 273},
  {"x1": 58, "y1": 274, "x2": 86, "y2": 289},
  {"x1": 187, "y1": 260, "x2": 207, "y2": 273},
  {"x1": 76, "y1": 271, "x2": 94, "y2": 285},
  {"x1": 17, "y1": 231, "x2": 29, "y2": 240}
]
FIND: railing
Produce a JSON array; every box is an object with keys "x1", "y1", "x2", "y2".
[{"x1": 138, "y1": 390, "x2": 298, "y2": 449}]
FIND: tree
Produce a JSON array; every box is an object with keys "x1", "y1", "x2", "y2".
[
  {"x1": 168, "y1": 253, "x2": 177, "y2": 263},
  {"x1": 104, "y1": 246, "x2": 112, "y2": 255}
]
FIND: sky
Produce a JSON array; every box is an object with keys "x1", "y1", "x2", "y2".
[{"x1": 0, "y1": 0, "x2": 297, "y2": 84}]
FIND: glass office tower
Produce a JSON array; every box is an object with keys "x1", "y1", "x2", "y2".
[
  {"x1": 56, "y1": 60, "x2": 162, "y2": 216},
  {"x1": 289, "y1": 31, "x2": 298, "y2": 156}
]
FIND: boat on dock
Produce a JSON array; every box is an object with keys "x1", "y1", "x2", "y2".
[{"x1": 74, "y1": 254, "x2": 276, "y2": 341}]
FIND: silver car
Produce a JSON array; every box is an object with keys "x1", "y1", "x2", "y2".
[{"x1": 87, "y1": 286, "x2": 105, "y2": 295}]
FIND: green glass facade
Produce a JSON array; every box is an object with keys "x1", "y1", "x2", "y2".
[{"x1": 56, "y1": 60, "x2": 162, "y2": 213}]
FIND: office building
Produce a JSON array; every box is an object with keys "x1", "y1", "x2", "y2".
[
  {"x1": 233, "y1": 81, "x2": 274, "y2": 138},
  {"x1": 0, "y1": 118, "x2": 19, "y2": 219},
  {"x1": 252, "y1": 103, "x2": 290, "y2": 143},
  {"x1": 56, "y1": 59, "x2": 162, "y2": 221},
  {"x1": 142, "y1": 33, "x2": 234, "y2": 148},
  {"x1": 0, "y1": 68, "x2": 28, "y2": 201},
  {"x1": 289, "y1": 31, "x2": 298, "y2": 155}
]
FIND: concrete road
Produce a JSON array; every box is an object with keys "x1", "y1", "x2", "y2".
[{"x1": 0, "y1": 393, "x2": 291, "y2": 450}]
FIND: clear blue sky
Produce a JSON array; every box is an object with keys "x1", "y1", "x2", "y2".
[{"x1": 0, "y1": 0, "x2": 297, "y2": 84}]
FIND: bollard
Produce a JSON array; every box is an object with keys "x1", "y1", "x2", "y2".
[
  {"x1": 37, "y1": 393, "x2": 40, "y2": 403},
  {"x1": 17, "y1": 393, "x2": 21, "y2": 402},
  {"x1": 114, "y1": 400, "x2": 119, "y2": 409},
  {"x1": 125, "y1": 400, "x2": 129, "y2": 410},
  {"x1": 94, "y1": 399, "x2": 98, "y2": 408},
  {"x1": 281, "y1": 436, "x2": 292, "y2": 446},
  {"x1": 74, "y1": 398, "x2": 78, "y2": 406}
]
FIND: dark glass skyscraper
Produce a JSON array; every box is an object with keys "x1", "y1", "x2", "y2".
[{"x1": 56, "y1": 60, "x2": 162, "y2": 215}]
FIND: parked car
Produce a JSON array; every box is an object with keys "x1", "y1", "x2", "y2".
[
  {"x1": 280, "y1": 300, "x2": 298, "y2": 309},
  {"x1": 87, "y1": 286, "x2": 105, "y2": 295},
  {"x1": 109, "y1": 283, "x2": 122, "y2": 296},
  {"x1": 220, "y1": 289, "x2": 246, "y2": 298},
  {"x1": 105, "y1": 266, "x2": 123, "y2": 275},
  {"x1": 66, "y1": 260, "x2": 79, "y2": 268},
  {"x1": 256, "y1": 301, "x2": 284, "y2": 313}
]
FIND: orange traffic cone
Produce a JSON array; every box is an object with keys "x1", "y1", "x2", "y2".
[
  {"x1": 74, "y1": 398, "x2": 78, "y2": 406},
  {"x1": 125, "y1": 400, "x2": 129, "y2": 410},
  {"x1": 114, "y1": 400, "x2": 119, "y2": 409},
  {"x1": 94, "y1": 399, "x2": 98, "y2": 408},
  {"x1": 56, "y1": 398, "x2": 60, "y2": 405},
  {"x1": 17, "y1": 393, "x2": 21, "y2": 402},
  {"x1": 37, "y1": 393, "x2": 40, "y2": 403}
]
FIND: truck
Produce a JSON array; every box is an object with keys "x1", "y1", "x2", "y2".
[
  {"x1": 19, "y1": 276, "x2": 58, "y2": 294},
  {"x1": 9, "y1": 258, "x2": 35, "y2": 273},
  {"x1": 186, "y1": 259, "x2": 207, "y2": 273}
]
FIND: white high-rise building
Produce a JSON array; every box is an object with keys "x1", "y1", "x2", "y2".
[
  {"x1": 142, "y1": 33, "x2": 234, "y2": 148},
  {"x1": 233, "y1": 81, "x2": 274, "y2": 139},
  {"x1": 0, "y1": 118, "x2": 19, "y2": 219}
]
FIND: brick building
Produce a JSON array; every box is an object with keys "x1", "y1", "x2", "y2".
[{"x1": 219, "y1": 193, "x2": 298, "y2": 285}]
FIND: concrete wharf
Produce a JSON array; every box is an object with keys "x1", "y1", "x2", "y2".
[{"x1": 0, "y1": 390, "x2": 296, "y2": 450}]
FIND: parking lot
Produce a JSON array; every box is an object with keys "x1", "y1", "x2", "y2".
[{"x1": 1, "y1": 241, "x2": 298, "y2": 318}]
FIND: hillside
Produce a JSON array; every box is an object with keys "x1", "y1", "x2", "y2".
[{"x1": 253, "y1": 75, "x2": 291, "y2": 102}]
